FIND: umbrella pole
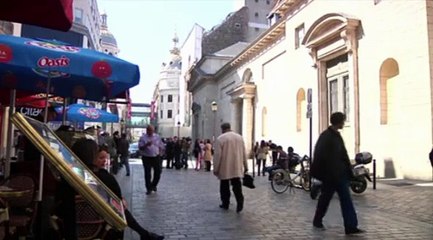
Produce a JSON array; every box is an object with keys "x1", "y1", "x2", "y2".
[
  {"x1": 37, "y1": 78, "x2": 51, "y2": 201},
  {"x1": 62, "y1": 98, "x2": 67, "y2": 125},
  {"x1": 4, "y1": 89, "x2": 16, "y2": 178}
]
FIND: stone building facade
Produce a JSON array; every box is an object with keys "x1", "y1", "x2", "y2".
[
  {"x1": 188, "y1": 0, "x2": 433, "y2": 180},
  {"x1": 154, "y1": 35, "x2": 183, "y2": 138},
  {"x1": 185, "y1": 0, "x2": 273, "y2": 142},
  {"x1": 201, "y1": 7, "x2": 249, "y2": 55}
]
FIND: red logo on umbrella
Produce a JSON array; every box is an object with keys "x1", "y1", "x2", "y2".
[
  {"x1": 78, "y1": 107, "x2": 100, "y2": 120},
  {"x1": 92, "y1": 61, "x2": 112, "y2": 79},
  {"x1": 0, "y1": 44, "x2": 12, "y2": 63}
]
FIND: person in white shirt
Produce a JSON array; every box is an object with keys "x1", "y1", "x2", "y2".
[{"x1": 138, "y1": 125, "x2": 165, "y2": 195}]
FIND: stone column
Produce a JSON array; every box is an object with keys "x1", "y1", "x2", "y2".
[{"x1": 242, "y1": 96, "x2": 254, "y2": 156}]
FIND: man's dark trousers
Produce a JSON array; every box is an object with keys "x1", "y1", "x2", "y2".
[
  {"x1": 220, "y1": 177, "x2": 243, "y2": 208},
  {"x1": 142, "y1": 156, "x2": 162, "y2": 192},
  {"x1": 272, "y1": 151, "x2": 278, "y2": 166},
  {"x1": 313, "y1": 178, "x2": 358, "y2": 230}
]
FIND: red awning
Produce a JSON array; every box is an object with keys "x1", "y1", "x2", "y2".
[
  {"x1": 0, "y1": 89, "x2": 34, "y2": 106},
  {"x1": 0, "y1": 0, "x2": 73, "y2": 32},
  {"x1": 16, "y1": 95, "x2": 49, "y2": 108}
]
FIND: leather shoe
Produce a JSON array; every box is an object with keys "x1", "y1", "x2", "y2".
[
  {"x1": 146, "y1": 191, "x2": 152, "y2": 195},
  {"x1": 152, "y1": 186, "x2": 157, "y2": 192},
  {"x1": 236, "y1": 204, "x2": 243, "y2": 213},
  {"x1": 345, "y1": 228, "x2": 365, "y2": 235},
  {"x1": 219, "y1": 204, "x2": 229, "y2": 210},
  {"x1": 142, "y1": 232, "x2": 164, "y2": 240},
  {"x1": 313, "y1": 221, "x2": 325, "y2": 229}
]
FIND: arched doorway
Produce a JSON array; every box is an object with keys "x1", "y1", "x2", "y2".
[{"x1": 302, "y1": 13, "x2": 361, "y2": 154}]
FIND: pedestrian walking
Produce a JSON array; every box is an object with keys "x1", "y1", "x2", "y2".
[
  {"x1": 213, "y1": 123, "x2": 248, "y2": 213},
  {"x1": 203, "y1": 139, "x2": 213, "y2": 171},
  {"x1": 165, "y1": 137, "x2": 174, "y2": 169},
  {"x1": 193, "y1": 139, "x2": 203, "y2": 170},
  {"x1": 255, "y1": 140, "x2": 269, "y2": 176},
  {"x1": 310, "y1": 112, "x2": 364, "y2": 235},
  {"x1": 173, "y1": 138, "x2": 183, "y2": 169},
  {"x1": 101, "y1": 132, "x2": 118, "y2": 174},
  {"x1": 181, "y1": 137, "x2": 191, "y2": 169},
  {"x1": 117, "y1": 133, "x2": 130, "y2": 176},
  {"x1": 139, "y1": 125, "x2": 165, "y2": 195}
]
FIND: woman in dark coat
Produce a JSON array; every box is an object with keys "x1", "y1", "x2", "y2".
[{"x1": 71, "y1": 138, "x2": 164, "y2": 240}]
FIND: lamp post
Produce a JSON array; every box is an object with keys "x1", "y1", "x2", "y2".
[{"x1": 211, "y1": 101, "x2": 217, "y2": 141}]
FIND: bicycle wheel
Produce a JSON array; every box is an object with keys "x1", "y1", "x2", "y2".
[
  {"x1": 301, "y1": 171, "x2": 311, "y2": 191},
  {"x1": 271, "y1": 169, "x2": 289, "y2": 194}
]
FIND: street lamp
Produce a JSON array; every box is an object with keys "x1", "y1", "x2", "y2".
[{"x1": 211, "y1": 101, "x2": 217, "y2": 141}]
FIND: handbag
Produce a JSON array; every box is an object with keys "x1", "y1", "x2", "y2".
[{"x1": 242, "y1": 174, "x2": 255, "y2": 189}]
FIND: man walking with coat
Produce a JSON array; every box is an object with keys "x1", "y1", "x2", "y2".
[
  {"x1": 310, "y1": 112, "x2": 364, "y2": 235},
  {"x1": 213, "y1": 123, "x2": 248, "y2": 213}
]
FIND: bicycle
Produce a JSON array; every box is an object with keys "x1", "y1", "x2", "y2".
[{"x1": 270, "y1": 155, "x2": 311, "y2": 194}]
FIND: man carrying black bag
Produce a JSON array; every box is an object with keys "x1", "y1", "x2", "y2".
[
  {"x1": 213, "y1": 123, "x2": 248, "y2": 213},
  {"x1": 310, "y1": 112, "x2": 364, "y2": 235}
]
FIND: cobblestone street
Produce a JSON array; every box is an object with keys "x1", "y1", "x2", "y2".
[{"x1": 116, "y1": 159, "x2": 433, "y2": 240}]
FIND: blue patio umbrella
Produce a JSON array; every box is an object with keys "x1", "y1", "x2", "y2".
[
  {"x1": 0, "y1": 35, "x2": 138, "y2": 195},
  {"x1": 55, "y1": 103, "x2": 119, "y2": 123},
  {"x1": 0, "y1": 34, "x2": 140, "y2": 101}
]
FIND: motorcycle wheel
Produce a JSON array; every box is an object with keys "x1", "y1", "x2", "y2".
[
  {"x1": 271, "y1": 169, "x2": 289, "y2": 194},
  {"x1": 350, "y1": 178, "x2": 367, "y2": 194}
]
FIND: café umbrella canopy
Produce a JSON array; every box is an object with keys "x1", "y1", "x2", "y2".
[
  {"x1": 0, "y1": 34, "x2": 140, "y2": 101},
  {"x1": 0, "y1": 35, "x2": 139, "y2": 198},
  {"x1": 55, "y1": 103, "x2": 119, "y2": 123}
]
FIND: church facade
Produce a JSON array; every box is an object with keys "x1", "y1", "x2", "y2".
[{"x1": 188, "y1": 0, "x2": 433, "y2": 180}]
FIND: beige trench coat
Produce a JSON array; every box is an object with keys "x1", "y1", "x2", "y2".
[{"x1": 213, "y1": 131, "x2": 248, "y2": 180}]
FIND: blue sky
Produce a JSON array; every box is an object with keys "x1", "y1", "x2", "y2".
[{"x1": 98, "y1": 0, "x2": 240, "y2": 103}]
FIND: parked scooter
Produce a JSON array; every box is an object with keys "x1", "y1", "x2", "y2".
[{"x1": 310, "y1": 152, "x2": 373, "y2": 199}]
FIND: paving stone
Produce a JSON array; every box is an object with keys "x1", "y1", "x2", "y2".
[{"x1": 117, "y1": 160, "x2": 433, "y2": 240}]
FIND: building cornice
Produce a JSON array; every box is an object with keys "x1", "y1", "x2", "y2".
[
  {"x1": 187, "y1": 67, "x2": 213, "y2": 92},
  {"x1": 271, "y1": 0, "x2": 299, "y2": 18},
  {"x1": 187, "y1": 55, "x2": 232, "y2": 92},
  {"x1": 227, "y1": 82, "x2": 256, "y2": 100},
  {"x1": 230, "y1": 17, "x2": 286, "y2": 67}
]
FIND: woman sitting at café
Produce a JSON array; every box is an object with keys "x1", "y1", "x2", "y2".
[{"x1": 71, "y1": 138, "x2": 164, "y2": 240}]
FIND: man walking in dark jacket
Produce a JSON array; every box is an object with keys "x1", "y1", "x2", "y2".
[
  {"x1": 310, "y1": 112, "x2": 364, "y2": 235},
  {"x1": 117, "y1": 133, "x2": 130, "y2": 176}
]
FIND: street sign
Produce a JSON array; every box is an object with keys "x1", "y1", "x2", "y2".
[
  {"x1": 306, "y1": 103, "x2": 312, "y2": 118},
  {"x1": 306, "y1": 88, "x2": 312, "y2": 118}
]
